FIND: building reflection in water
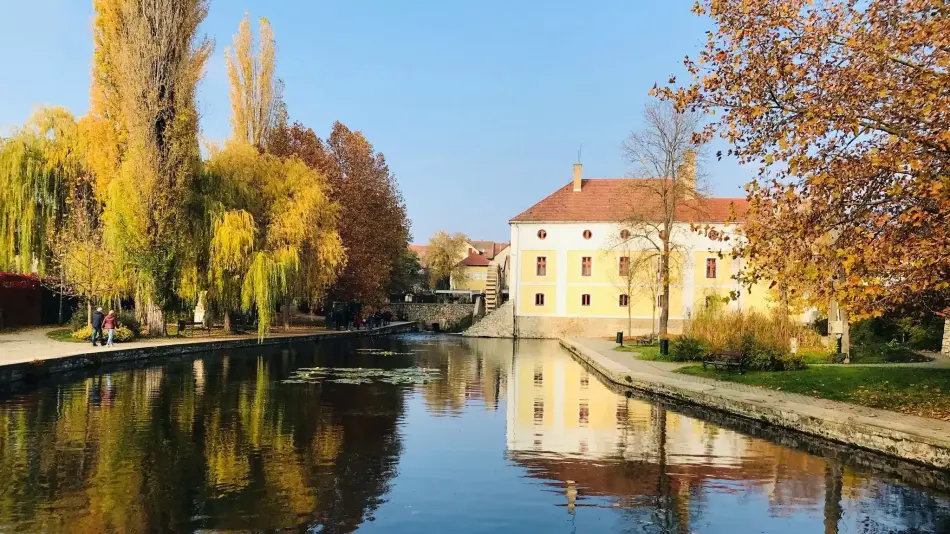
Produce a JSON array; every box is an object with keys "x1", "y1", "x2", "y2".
[{"x1": 505, "y1": 340, "x2": 950, "y2": 533}]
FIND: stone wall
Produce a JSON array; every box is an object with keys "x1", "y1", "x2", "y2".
[
  {"x1": 388, "y1": 302, "x2": 473, "y2": 330},
  {"x1": 513, "y1": 316, "x2": 683, "y2": 339},
  {"x1": 463, "y1": 301, "x2": 514, "y2": 338}
]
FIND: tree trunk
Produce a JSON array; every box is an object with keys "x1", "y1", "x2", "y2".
[
  {"x1": 87, "y1": 299, "x2": 92, "y2": 326},
  {"x1": 224, "y1": 310, "x2": 232, "y2": 334},
  {"x1": 143, "y1": 296, "x2": 165, "y2": 337},
  {"x1": 282, "y1": 298, "x2": 291, "y2": 331},
  {"x1": 659, "y1": 233, "x2": 671, "y2": 336}
]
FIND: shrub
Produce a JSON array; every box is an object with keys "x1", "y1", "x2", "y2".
[
  {"x1": 685, "y1": 305, "x2": 817, "y2": 371},
  {"x1": 71, "y1": 325, "x2": 135, "y2": 343},
  {"x1": 116, "y1": 310, "x2": 141, "y2": 337},
  {"x1": 670, "y1": 336, "x2": 705, "y2": 362},
  {"x1": 67, "y1": 306, "x2": 88, "y2": 331}
]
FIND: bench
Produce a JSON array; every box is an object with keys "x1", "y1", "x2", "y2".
[
  {"x1": 634, "y1": 334, "x2": 658, "y2": 346},
  {"x1": 177, "y1": 320, "x2": 211, "y2": 336},
  {"x1": 702, "y1": 350, "x2": 747, "y2": 373}
]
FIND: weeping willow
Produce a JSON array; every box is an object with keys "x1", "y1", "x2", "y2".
[
  {"x1": 204, "y1": 141, "x2": 345, "y2": 339},
  {"x1": 0, "y1": 108, "x2": 83, "y2": 274}
]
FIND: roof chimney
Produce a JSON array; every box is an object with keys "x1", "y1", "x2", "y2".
[
  {"x1": 573, "y1": 163, "x2": 583, "y2": 192},
  {"x1": 678, "y1": 149, "x2": 696, "y2": 199}
]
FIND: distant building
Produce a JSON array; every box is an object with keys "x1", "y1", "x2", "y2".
[
  {"x1": 407, "y1": 239, "x2": 510, "y2": 310},
  {"x1": 507, "y1": 159, "x2": 774, "y2": 338}
]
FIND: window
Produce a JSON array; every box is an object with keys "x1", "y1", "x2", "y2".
[
  {"x1": 706, "y1": 258, "x2": 717, "y2": 279},
  {"x1": 580, "y1": 371, "x2": 589, "y2": 388},
  {"x1": 533, "y1": 364, "x2": 543, "y2": 386},
  {"x1": 578, "y1": 402, "x2": 590, "y2": 426},
  {"x1": 533, "y1": 399, "x2": 544, "y2": 423},
  {"x1": 581, "y1": 294, "x2": 591, "y2": 306},
  {"x1": 536, "y1": 256, "x2": 547, "y2": 276},
  {"x1": 620, "y1": 229, "x2": 630, "y2": 240},
  {"x1": 537, "y1": 229, "x2": 547, "y2": 240},
  {"x1": 619, "y1": 294, "x2": 629, "y2": 307},
  {"x1": 619, "y1": 256, "x2": 630, "y2": 277},
  {"x1": 708, "y1": 229, "x2": 720, "y2": 240},
  {"x1": 581, "y1": 256, "x2": 592, "y2": 277},
  {"x1": 657, "y1": 294, "x2": 667, "y2": 308},
  {"x1": 534, "y1": 293, "x2": 545, "y2": 306},
  {"x1": 582, "y1": 229, "x2": 592, "y2": 240}
]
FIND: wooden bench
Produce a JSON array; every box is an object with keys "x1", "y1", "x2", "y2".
[
  {"x1": 634, "y1": 335, "x2": 658, "y2": 346},
  {"x1": 702, "y1": 350, "x2": 747, "y2": 373}
]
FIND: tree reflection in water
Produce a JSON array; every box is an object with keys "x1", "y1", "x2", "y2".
[{"x1": 0, "y1": 335, "x2": 947, "y2": 533}]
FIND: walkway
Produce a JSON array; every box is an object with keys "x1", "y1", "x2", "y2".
[{"x1": 561, "y1": 337, "x2": 950, "y2": 470}]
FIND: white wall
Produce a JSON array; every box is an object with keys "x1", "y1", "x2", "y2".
[{"x1": 509, "y1": 220, "x2": 743, "y2": 319}]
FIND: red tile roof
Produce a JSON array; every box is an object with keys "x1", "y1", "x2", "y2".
[
  {"x1": 459, "y1": 253, "x2": 491, "y2": 267},
  {"x1": 509, "y1": 179, "x2": 748, "y2": 223}
]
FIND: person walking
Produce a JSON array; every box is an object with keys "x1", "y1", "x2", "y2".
[
  {"x1": 103, "y1": 310, "x2": 117, "y2": 347},
  {"x1": 91, "y1": 307, "x2": 105, "y2": 347}
]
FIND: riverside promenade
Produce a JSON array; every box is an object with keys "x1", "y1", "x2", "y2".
[
  {"x1": 0, "y1": 323, "x2": 416, "y2": 385},
  {"x1": 561, "y1": 336, "x2": 950, "y2": 471}
]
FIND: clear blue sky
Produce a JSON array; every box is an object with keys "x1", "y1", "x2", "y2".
[{"x1": 0, "y1": 0, "x2": 754, "y2": 243}]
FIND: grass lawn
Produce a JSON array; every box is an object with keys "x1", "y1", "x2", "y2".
[
  {"x1": 45, "y1": 328, "x2": 87, "y2": 343},
  {"x1": 798, "y1": 345, "x2": 932, "y2": 364},
  {"x1": 677, "y1": 365, "x2": 950, "y2": 421},
  {"x1": 615, "y1": 344, "x2": 678, "y2": 362}
]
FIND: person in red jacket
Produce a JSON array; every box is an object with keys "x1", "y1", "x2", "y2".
[{"x1": 103, "y1": 310, "x2": 117, "y2": 347}]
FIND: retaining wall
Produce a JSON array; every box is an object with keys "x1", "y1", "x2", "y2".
[
  {"x1": 560, "y1": 337, "x2": 950, "y2": 471},
  {"x1": 388, "y1": 302, "x2": 473, "y2": 329},
  {"x1": 0, "y1": 323, "x2": 416, "y2": 385}
]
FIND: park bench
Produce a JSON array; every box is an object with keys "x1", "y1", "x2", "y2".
[
  {"x1": 634, "y1": 334, "x2": 658, "y2": 346},
  {"x1": 701, "y1": 350, "x2": 747, "y2": 373},
  {"x1": 177, "y1": 319, "x2": 211, "y2": 336}
]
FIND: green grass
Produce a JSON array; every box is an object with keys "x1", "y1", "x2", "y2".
[
  {"x1": 45, "y1": 328, "x2": 87, "y2": 343},
  {"x1": 798, "y1": 345, "x2": 931, "y2": 364},
  {"x1": 615, "y1": 344, "x2": 678, "y2": 362},
  {"x1": 677, "y1": 365, "x2": 950, "y2": 421}
]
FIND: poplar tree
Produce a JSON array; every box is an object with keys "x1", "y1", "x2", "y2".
[{"x1": 90, "y1": 0, "x2": 213, "y2": 335}]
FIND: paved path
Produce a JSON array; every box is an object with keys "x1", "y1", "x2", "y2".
[
  {"x1": 0, "y1": 325, "x2": 404, "y2": 367},
  {"x1": 563, "y1": 337, "x2": 950, "y2": 470}
]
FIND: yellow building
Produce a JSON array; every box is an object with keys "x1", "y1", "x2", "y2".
[
  {"x1": 451, "y1": 253, "x2": 491, "y2": 292},
  {"x1": 507, "y1": 159, "x2": 775, "y2": 338}
]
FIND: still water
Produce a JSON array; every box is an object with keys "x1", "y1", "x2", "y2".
[{"x1": 1, "y1": 334, "x2": 948, "y2": 533}]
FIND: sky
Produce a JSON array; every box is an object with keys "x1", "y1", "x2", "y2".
[{"x1": 0, "y1": 0, "x2": 755, "y2": 244}]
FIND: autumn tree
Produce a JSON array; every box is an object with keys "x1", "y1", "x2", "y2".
[
  {"x1": 0, "y1": 108, "x2": 86, "y2": 275},
  {"x1": 656, "y1": 0, "x2": 950, "y2": 320},
  {"x1": 90, "y1": 0, "x2": 213, "y2": 335},
  {"x1": 604, "y1": 236, "x2": 662, "y2": 337},
  {"x1": 620, "y1": 102, "x2": 706, "y2": 336},
  {"x1": 225, "y1": 12, "x2": 284, "y2": 148},
  {"x1": 51, "y1": 190, "x2": 127, "y2": 325},
  {"x1": 425, "y1": 231, "x2": 469, "y2": 289},
  {"x1": 204, "y1": 141, "x2": 344, "y2": 338},
  {"x1": 267, "y1": 121, "x2": 410, "y2": 304}
]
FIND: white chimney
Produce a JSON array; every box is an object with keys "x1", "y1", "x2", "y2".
[{"x1": 573, "y1": 163, "x2": 583, "y2": 192}]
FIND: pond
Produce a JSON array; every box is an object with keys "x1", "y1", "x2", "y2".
[{"x1": 0, "y1": 334, "x2": 948, "y2": 533}]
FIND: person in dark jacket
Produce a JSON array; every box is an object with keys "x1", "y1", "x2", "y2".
[{"x1": 91, "y1": 307, "x2": 105, "y2": 347}]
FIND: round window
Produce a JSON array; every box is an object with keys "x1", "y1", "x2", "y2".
[
  {"x1": 620, "y1": 229, "x2": 630, "y2": 240},
  {"x1": 583, "y1": 229, "x2": 592, "y2": 240},
  {"x1": 537, "y1": 229, "x2": 547, "y2": 240},
  {"x1": 708, "y1": 229, "x2": 720, "y2": 240}
]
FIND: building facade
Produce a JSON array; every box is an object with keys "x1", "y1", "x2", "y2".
[{"x1": 507, "y1": 162, "x2": 772, "y2": 339}]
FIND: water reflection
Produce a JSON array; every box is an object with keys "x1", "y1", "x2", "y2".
[
  {"x1": 506, "y1": 341, "x2": 950, "y2": 533},
  {"x1": 0, "y1": 335, "x2": 947, "y2": 533}
]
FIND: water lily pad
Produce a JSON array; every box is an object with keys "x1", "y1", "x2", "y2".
[{"x1": 282, "y1": 366, "x2": 441, "y2": 385}]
